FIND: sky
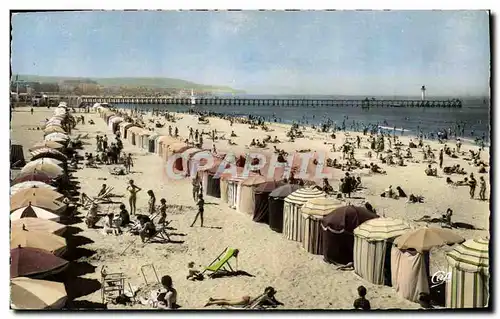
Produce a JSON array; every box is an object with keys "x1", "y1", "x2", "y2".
[{"x1": 11, "y1": 10, "x2": 490, "y2": 96}]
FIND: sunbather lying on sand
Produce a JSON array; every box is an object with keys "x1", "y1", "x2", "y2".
[{"x1": 204, "y1": 287, "x2": 283, "y2": 308}]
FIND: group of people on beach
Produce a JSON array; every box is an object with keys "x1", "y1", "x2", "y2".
[{"x1": 72, "y1": 103, "x2": 491, "y2": 311}]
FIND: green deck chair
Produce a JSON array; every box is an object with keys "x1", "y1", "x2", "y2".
[{"x1": 202, "y1": 247, "x2": 239, "y2": 278}]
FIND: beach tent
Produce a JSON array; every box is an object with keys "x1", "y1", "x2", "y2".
[
  {"x1": 157, "y1": 136, "x2": 177, "y2": 159},
  {"x1": 253, "y1": 181, "x2": 283, "y2": 224},
  {"x1": 239, "y1": 175, "x2": 267, "y2": 215},
  {"x1": 390, "y1": 246, "x2": 430, "y2": 303},
  {"x1": 11, "y1": 277, "x2": 67, "y2": 309},
  {"x1": 283, "y1": 187, "x2": 326, "y2": 242},
  {"x1": 353, "y1": 218, "x2": 410, "y2": 285},
  {"x1": 180, "y1": 148, "x2": 204, "y2": 176},
  {"x1": 127, "y1": 126, "x2": 142, "y2": 145},
  {"x1": 445, "y1": 238, "x2": 489, "y2": 308},
  {"x1": 169, "y1": 146, "x2": 199, "y2": 173},
  {"x1": 138, "y1": 130, "x2": 151, "y2": 150},
  {"x1": 148, "y1": 133, "x2": 160, "y2": 153},
  {"x1": 198, "y1": 157, "x2": 222, "y2": 198},
  {"x1": 221, "y1": 167, "x2": 247, "y2": 210},
  {"x1": 321, "y1": 205, "x2": 378, "y2": 265},
  {"x1": 300, "y1": 197, "x2": 342, "y2": 255},
  {"x1": 104, "y1": 112, "x2": 116, "y2": 124},
  {"x1": 167, "y1": 143, "x2": 190, "y2": 159},
  {"x1": 268, "y1": 184, "x2": 303, "y2": 233},
  {"x1": 119, "y1": 122, "x2": 134, "y2": 139}
]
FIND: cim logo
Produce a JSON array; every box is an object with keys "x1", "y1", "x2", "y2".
[{"x1": 430, "y1": 271, "x2": 452, "y2": 288}]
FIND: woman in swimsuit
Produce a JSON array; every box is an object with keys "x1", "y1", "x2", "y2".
[{"x1": 127, "y1": 179, "x2": 141, "y2": 215}]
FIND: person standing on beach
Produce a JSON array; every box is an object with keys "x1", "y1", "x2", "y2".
[
  {"x1": 158, "y1": 198, "x2": 167, "y2": 225},
  {"x1": 127, "y1": 179, "x2": 142, "y2": 215},
  {"x1": 456, "y1": 138, "x2": 462, "y2": 153},
  {"x1": 125, "y1": 153, "x2": 133, "y2": 173},
  {"x1": 190, "y1": 194, "x2": 205, "y2": 227},
  {"x1": 479, "y1": 176, "x2": 487, "y2": 200},
  {"x1": 468, "y1": 173, "x2": 477, "y2": 199},
  {"x1": 439, "y1": 149, "x2": 444, "y2": 168},
  {"x1": 169, "y1": 125, "x2": 172, "y2": 136},
  {"x1": 189, "y1": 127, "x2": 194, "y2": 140},
  {"x1": 30, "y1": 107, "x2": 33, "y2": 115},
  {"x1": 192, "y1": 177, "x2": 200, "y2": 202}
]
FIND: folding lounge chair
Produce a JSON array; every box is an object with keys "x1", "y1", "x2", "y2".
[{"x1": 201, "y1": 247, "x2": 239, "y2": 278}]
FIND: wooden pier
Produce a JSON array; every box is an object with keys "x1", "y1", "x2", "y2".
[{"x1": 73, "y1": 96, "x2": 463, "y2": 108}]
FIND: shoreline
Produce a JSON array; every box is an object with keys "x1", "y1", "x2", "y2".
[{"x1": 112, "y1": 103, "x2": 490, "y2": 145}]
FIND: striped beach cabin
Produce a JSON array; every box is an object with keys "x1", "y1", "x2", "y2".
[
  {"x1": 445, "y1": 238, "x2": 489, "y2": 308},
  {"x1": 300, "y1": 197, "x2": 342, "y2": 255},
  {"x1": 353, "y1": 218, "x2": 410, "y2": 285}
]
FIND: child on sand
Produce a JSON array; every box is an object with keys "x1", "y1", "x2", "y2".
[{"x1": 186, "y1": 262, "x2": 203, "y2": 281}]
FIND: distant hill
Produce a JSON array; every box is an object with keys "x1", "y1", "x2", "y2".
[{"x1": 14, "y1": 75, "x2": 245, "y2": 93}]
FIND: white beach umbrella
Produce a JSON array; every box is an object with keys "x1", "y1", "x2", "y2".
[
  {"x1": 10, "y1": 181, "x2": 57, "y2": 195},
  {"x1": 11, "y1": 205, "x2": 60, "y2": 222}
]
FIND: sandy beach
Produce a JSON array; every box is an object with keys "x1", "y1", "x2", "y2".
[{"x1": 10, "y1": 105, "x2": 490, "y2": 310}]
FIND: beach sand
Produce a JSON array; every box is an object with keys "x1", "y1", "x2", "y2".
[{"x1": 10, "y1": 106, "x2": 490, "y2": 309}]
